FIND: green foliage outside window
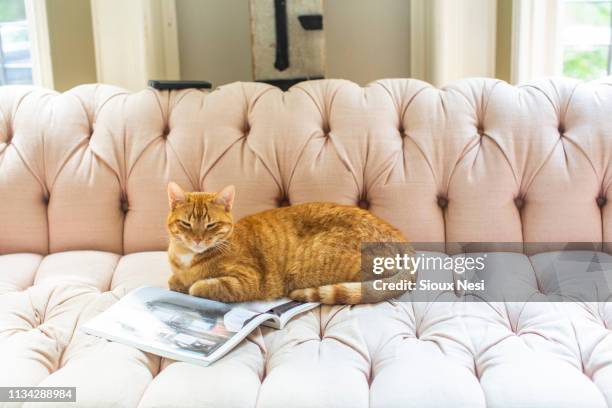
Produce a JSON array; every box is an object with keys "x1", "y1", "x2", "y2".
[
  {"x1": 0, "y1": 0, "x2": 26, "y2": 23},
  {"x1": 564, "y1": 47, "x2": 609, "y2": 80},
  {"x1": 562, "y1": 1, "x2": 612, "y2": 80}
]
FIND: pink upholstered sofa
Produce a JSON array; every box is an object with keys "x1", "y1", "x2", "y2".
[{"x1": 1, "y1": 78, "x2": 611, "y2": 407}]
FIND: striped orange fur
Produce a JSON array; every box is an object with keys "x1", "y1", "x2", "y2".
[{"x1": 166, "y1": 183, "x2": 415, "y2": 304}]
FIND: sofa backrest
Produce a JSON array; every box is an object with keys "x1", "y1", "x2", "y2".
[{"x1": 1, "y1": 78, "x2": 611, "y2": 255}]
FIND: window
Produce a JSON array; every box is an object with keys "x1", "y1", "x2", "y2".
[
  {"x1": 560, "y1": 0, "x2": 612, "y2": 80},
  {"x1": 0, "y1": 0, "x2": 32, "y2": 85}
]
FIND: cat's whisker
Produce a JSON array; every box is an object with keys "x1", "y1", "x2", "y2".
[{"x1": 212, "y1": 240, "x2": 231, "y2": 255}]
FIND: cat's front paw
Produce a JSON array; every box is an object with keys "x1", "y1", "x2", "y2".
[
  {"x1": 188, "y1": 279, "x2": 216, "y2": 298},
  {"x1": 189, "y1": 278, "x2": 245, "y2": 302},
  {"x1": 168, "y1": 275, "x2": 189, "y2": 294}
]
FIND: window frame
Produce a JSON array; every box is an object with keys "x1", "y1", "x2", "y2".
[
  {"x1": 511, "y1": 0, "x2": 612, "y2": 83},
  {"x1": 24, "y1": 0, "x2": 53, "y2": 88},
  {"x1": 511, "y1": 0, "x2": 563, "y2": 83}
]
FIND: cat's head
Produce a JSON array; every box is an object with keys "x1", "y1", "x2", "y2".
[{"x1": 166, "y1": 182, "x2": 235, "y2": 253}]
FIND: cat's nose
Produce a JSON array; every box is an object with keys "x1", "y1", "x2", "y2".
[{"x1": 193, "y1": 239, "x2": 201, "y2": 244}]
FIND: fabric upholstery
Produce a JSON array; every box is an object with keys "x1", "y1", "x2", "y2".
[{"x1": 1, "y1": 78, "x2": 612, "y2": 407}]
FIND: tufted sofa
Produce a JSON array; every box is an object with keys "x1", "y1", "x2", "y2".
[{"x1": 1, "y1": 77, "x2": 612, "y2": 408}]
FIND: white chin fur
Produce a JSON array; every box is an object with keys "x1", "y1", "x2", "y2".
[{"x1": 190, "y1": 246, "x2": 208, "y2": 253}]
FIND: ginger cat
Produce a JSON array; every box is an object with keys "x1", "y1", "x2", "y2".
[{"x1": 166, "y1": 182, "x2": 415, "y2": 304}]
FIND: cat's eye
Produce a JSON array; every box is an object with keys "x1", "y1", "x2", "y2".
[
  {"x1": 206, "y1": 222, "x2": 218, "y2": 229},
  {"x1": 178, "y1": 220, "x2": 191, "y2": 228}
]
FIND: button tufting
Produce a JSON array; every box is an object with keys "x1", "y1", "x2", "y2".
[
  {"x1": 33, "y1": 309, "x2": 42, "y2": 326},
  {"x1": 358, "y1": 199, "x2": 369, "y2": 210},
  {"x1": 437, "y1": 196, "x2": 448, "y2": 208},
  {"x1": 597, "y1": 196, "x2": 607, "y2": 208},
  {"x1": 558, "y1": 124, "x2": 565, "y2": 134},
  {"x1": 162, "y1": 126, "x2": 170, "y2": 138},
  {"x1": 477, "y1": 125, "x2": 485, "y2": 135},
  {"x1": 120, "y1": 198, "x2": 129, "y2": 213},
  {"x1": 278, "y1": 197, "x2": 290, "y2": 207},
  {"x1": 4, "y1": 125, "x2": 13, "y2": 144},
  {"x1": 322, "y1": 122, "x2": 330, "y2": 134},
  {"x1": 514, "y1": 196, "x2": 525, "y2": 209},
  {"x1": 42, "y1": 195, "x2": 49, "y2": 205}
]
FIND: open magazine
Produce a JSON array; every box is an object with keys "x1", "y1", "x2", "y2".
[{"x1": 81, "y1": 286, "x2": 319, "y2": 366}]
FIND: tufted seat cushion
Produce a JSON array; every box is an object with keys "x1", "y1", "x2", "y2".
[
  {"x1": 1, "y1": 251, "x2": 611, "y2": 407},
  {"x1": 1, "y1": 78, "x2": 612, "y2": 407}
]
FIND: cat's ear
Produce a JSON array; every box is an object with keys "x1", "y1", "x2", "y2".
[
  {"x1": 215, "y1": 185, "x2": 235, "y2": 211},
  {"x1": 167, "y1": 182, "x2": 186, "y2": 209}
]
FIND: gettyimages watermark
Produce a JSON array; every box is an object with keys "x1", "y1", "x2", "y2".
[
  {"x1": 361, "y1": 242, "x2": 612, "y2": 302},
  {"x1": 370, "y1": 251, "x2": 487, "y2": 291}
]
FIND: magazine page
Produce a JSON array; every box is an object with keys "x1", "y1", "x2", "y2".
[
  {"x1": 230, "y1": 298, "x2": 319, "y2": 329},
  {"x1": 270, "y1": 301, "x2": 320, "y2": 328},
  {"x1": 81, "y1": 286, "x2": 257, "y2": 366},
  {"x1": 222, "y1": 298, "x2": 293, "y2": 330},
  {"x1": 81, "y1": 287, "x2": 318, "y2": 365}
]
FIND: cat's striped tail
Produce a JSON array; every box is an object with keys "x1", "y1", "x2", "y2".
[{"x1": 288, "y1": 266, "x2": 417, "y2": 305}]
